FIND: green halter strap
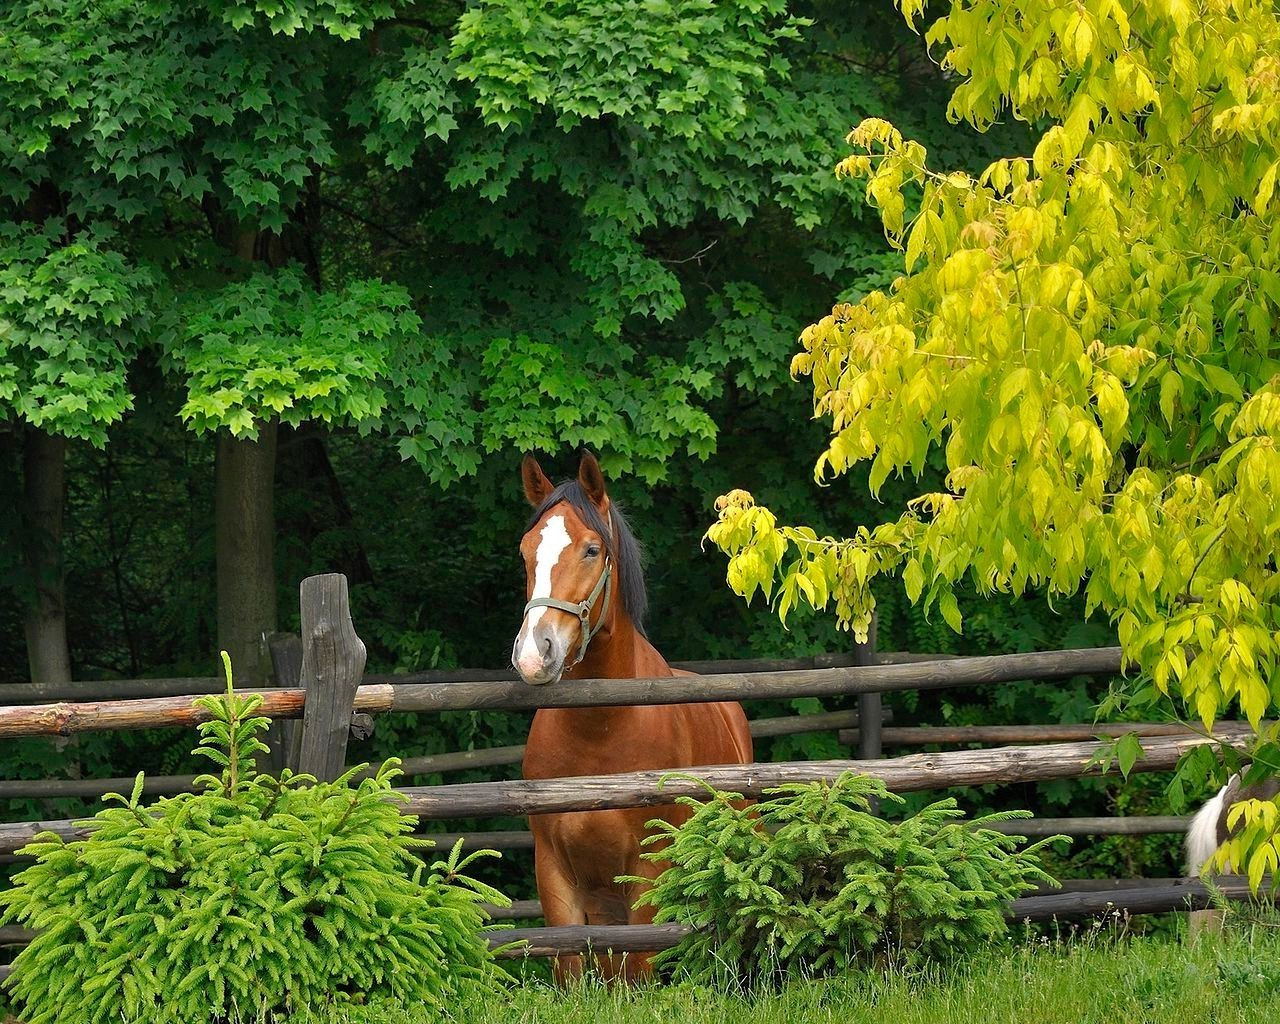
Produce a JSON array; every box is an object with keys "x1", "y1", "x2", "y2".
[{"x1": 522, "y1": 558, "x2": 613, "y2": 666}]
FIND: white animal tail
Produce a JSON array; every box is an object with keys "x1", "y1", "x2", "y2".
[{"x1": 1184, "y1": 782, "x2": 1230, "y2": 876}]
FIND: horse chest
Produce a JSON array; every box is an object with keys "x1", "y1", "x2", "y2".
[{"x1": 523, "y1": 707, "x2": 694, "y2": 779}]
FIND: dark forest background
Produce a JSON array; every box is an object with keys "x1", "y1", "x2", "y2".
[{"x1": 0, "y1": 0, "x2": 1174, "y2": 894}]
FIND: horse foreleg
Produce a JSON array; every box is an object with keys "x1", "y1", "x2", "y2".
[
  {"x1": 535, "y1": 846, "x2": 587, "y2": 985},
  {"x1": 606, "y1": 856, "x2": 665, "y2": 983}
]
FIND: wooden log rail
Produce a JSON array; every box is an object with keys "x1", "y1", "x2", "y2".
[
  {"x1": 3, "y1": 717, "x2": 1240, "y2": 804},
  {"x1": 393, "y1": 733, "x2": 1239, "y2": 822},
  {"x1": 0, "y1": 732, "x2": 1244, "y2": 854},
  {"x1": 420, "y1": 814, "x2": 1196, "y2": 851},
  {"x1": 1, "y1": 879, "x2": 1270, "y2": 981},
  {"x1": 0, "y1": 651, "x2": 955, "y2": 706},
  {"x1": 0, "y1": 708, "x2": 885, "y2": 801},
  {"x1": 479, "y1": 878, "x2": 1277, "y2": 959},
  {"x1": 840, "y1": 722, "x2": 1256, "y2": 747},
  {"x1": 0, "y1": 647, "x2": 1122, "y2": 739},
  {"x1": 0, "y1": 815, "x2": 1195, "y2": 867}
]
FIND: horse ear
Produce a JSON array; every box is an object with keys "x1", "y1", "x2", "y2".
[
  {"x1": 521, "y1": 454, "x2": 554, "y2": 507},
  {"x1": 577, "y1": 450, "x2": 609, "y2": 509}
]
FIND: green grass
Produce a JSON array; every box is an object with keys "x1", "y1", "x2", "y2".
[
  {"x1": 274, "y1": 923, "x2": 1280, "y2": 1024},
  {"x1": 6, "y1": 923, "x2": 1278, "y2": 1024}
]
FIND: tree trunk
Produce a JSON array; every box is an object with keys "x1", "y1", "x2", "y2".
[
  {"x1": 22, "y1": 428, "x2": 72, "y2": 688},
  {"x1": 215, "y1": 423, "x2": 278, "y2": 689}
]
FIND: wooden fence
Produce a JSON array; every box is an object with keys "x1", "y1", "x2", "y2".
[{"x1": 0, "y1": 572, "x2": 1261, "y2": 971}]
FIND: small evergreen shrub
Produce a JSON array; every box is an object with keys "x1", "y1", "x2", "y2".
[
  {"x1": 0, "y1": 657, "x2": 510, "y2": 1024},
  {"x1": 631, "y1": 772, "x2": 1063, "y2": 988}
]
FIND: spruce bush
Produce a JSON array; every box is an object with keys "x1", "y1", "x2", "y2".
[
  {"x1": 0, "y1": 657, "x2": 510, "y2": 1024},
  {"x1": 632, "y1": 772, "x2": 1063, "y2": 988}
]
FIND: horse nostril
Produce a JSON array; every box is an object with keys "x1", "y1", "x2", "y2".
[{"x1": 542, "y1": 636, "x2": 552, "y2": 657}]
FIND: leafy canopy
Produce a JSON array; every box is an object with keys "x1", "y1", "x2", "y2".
[
  {"x1": 0, "y1": 225, "x2": 154, "y2": 444},
  {"x1": 705, "y1": 0, "x2": 1280, "y2": 883},
  {"x1": 162, "y1": 268, "x2": 422, "y2": 439}
]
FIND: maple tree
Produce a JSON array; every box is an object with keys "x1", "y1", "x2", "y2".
[{"x1": 706, "y1": 0, "x2": 1280, "y2": 888}]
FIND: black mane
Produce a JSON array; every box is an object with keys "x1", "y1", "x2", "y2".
[{"x1": 525, "y1": 480, "x2": 648, "y2": 636}]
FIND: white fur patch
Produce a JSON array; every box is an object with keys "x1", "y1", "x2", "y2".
[
  {"x1": 515, "y1": 515, "x2": 571, "y2": 667},
  {"x1": 1185, "y1": 783, "x2": 1229, "y2": 876}
]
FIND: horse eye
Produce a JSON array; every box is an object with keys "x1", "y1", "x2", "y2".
[{"x1": 585, "y1": 544, "x2": 601, "y2": 559}]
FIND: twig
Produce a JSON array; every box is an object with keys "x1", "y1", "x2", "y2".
[{"x1": 660, "y1": 239, "x2": 719, "y2": 266}]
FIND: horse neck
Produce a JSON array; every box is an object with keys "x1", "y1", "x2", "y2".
[{"x1": 565, "y1": 607, "x2": 666, "y2": 680}]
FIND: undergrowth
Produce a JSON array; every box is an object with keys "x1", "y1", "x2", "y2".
[{"x1": 0, "y1": 655, "x2": 509, "y2": 1024}]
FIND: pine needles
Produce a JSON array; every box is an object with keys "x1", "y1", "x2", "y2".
[
  {"x1": 0, "y1": 655, "x2": 510, "y2": 1024},
  {"x1": 631, "y1": 772, "x2": 1065, "y2": 989}
]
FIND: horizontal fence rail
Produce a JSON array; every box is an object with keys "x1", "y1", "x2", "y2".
[
  {"x1": 377, "y1": 647, "x2": 1123, "y2": 714},
  {"x1": 0, "y1": 732, "x2": 1243, "y2": 855},
  {"x1": 0, "y1": 708, "x2": 885, "y2": 801},
  {"x1": 393, "y1": 733, "x2": 1239, "y2": 821},
  {"x1": 4, "y1": 717, "x2": 1235, "y2": 804},
  {"x1": 416, "y1": 815, "x2": 1197, "y2": 852},
  {"x1": 0, "y1": 816, "x2": 1197, "y2": 866},
  {"x1": 472, "y1": 878, "x2": 1277, "y2": 960},
  {"x1": 839, "y1": 722, "x2": 1255, "y2": 747},
  {"x1": 2, "y1": 875, "x2": 1261, "y2": 974},
  {"x1": 0, "y1": 647, "x2": 1123, "y2": 740},
  {"x1": 0, "y1": 877, "x2": 1216, "y2": 950},
  {"x1": 0, "y1": 652, "x2": 953, "y2": 706}
]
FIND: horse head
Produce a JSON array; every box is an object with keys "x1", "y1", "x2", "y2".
[{"x1": 512, "y1": 451, "x2": 636, "y2": 685}]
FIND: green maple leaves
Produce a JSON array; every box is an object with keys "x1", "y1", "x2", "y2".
[{"x1": 0, "y1": 225, "x2": 155, "y2": 444}]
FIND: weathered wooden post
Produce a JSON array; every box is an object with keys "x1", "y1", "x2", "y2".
[
  {"x1": 294, "y1": 573, "x2": 366, "y2": 781},
  {"x1": 266, "y1": 631, "x2": 303, "y2": 772}
]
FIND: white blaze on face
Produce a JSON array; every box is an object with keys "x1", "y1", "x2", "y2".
[{"x1": 514, "y1": 514, "x2": 572, "y2": 678}]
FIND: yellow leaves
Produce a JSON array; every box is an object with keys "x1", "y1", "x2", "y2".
[
  {"x1": 1159, "y1": 369, "x2": 1182, "y2": 426},
  {"x1": 1218, "y1": 578, "x2": 1259, "y2": 619},
  {"x1": 1091, "y1": 370, "x2": 1129, "y2": 444},
  {"x1": 1163, "y1": 0, "x2": 1194, "y2": 35},
  {"x1": 846, "y1": 118, "x2": 903, "y2": 151},
  {"x1": 1257, "y1": 159, "x2": 1279, "y2": 213},
  {"x1": 939, "y1": 249, "x2": 992, "y2": 297},
  {"x1": 903, "y1": 557, "x2": 925, "y2": 603},
  {"x1": 967, "y1": 273, "x2": 1001, "y2": 320},
  {"x1": 834, "y1": 154, "x2": 873, "y2": 180},
  {"x1": 841, "y1": 120, "x2": 933, "y2": 243},
  {"x1": 1061, "y1": 96, "x2": 1100, "y2": 162},
  {"x1": 1211, "y1": 103, "x2": 1276, "y2": 141},
  {"x1": 1110, "y1": 53, "x2": 1158, "y2": 114},
  {"x1": 1028, "y1": 465, "x2": 1055, "y2": 523},
  {"x1": 1215, "y1": 796, "x2": 1280, "y2": 894},
  {"x1": 705, "y1": 0, "x2": 1280, "y2": 748},
  {"x1": 1032, "y1": 127, "x2": 1067, "y2": 177},
  {"x1": 945, "y1": 465, "x2": 983, "y2": 492},
  {"x1": 1061, "y1": 11, "x2": 1096, "y2": 71},
  {"x1": 1005, "y1": 206, "x2": 1045, "y2": 258},
  {"x1": 998, "y1": 366, "x2": 1033, "y2": 410}
]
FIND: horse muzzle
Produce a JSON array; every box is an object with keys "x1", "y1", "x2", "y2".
[{"x1": 512, "y1": 624, "x2": 567, "y2": 686}]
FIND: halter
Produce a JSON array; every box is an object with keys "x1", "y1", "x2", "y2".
[{"x1": 522, "y1": 558, "x2": 613, "y2": 667}]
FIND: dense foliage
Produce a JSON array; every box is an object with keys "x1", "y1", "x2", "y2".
[
  {"x1": 631, "y1": 772, "x2": 1060, "y2": 987},
  {"x1": 0, "y1": 0, "x2": 1187, "y2": 893},
  {"x1": 704, "y1": 0, "x2": 1280, "y2": 884},
  {"x1": 0, "y1": 660, "x2": 508, "y2": 1024}
]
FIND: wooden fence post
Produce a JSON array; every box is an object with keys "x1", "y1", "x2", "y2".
[
  {"x1": 267, "y1": 631, "x2": 303, "y2": 772},
  {"x1": 294, "y1": 574, "x2": 366, "y2": 781},
  {"x1": 854, "y1": 610, "x2": 880, "y2": 760}
]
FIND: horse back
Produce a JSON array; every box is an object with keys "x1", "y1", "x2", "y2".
[{"x1": 1216, "y1": 774, "x2": 1280, "y2": 845}]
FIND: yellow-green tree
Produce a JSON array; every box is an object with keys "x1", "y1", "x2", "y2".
[{"x1": 706, "y1": 0, "x2": 1280, "y2": 889}]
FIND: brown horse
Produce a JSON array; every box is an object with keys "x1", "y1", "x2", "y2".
[{"x1": 512, "y1": 451, "x2": 753, "y2": 983}]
